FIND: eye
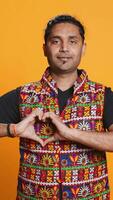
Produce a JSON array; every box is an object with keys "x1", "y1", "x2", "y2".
[
  {"x1": 51, "y1": 39, "x2": 60, "y2": 44},
  {"x1": 70, "y1": 40, "x2": 77, "y2": 44}
]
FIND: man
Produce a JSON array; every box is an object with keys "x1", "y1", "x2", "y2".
[{"x1": 0, "y1": 15, "x2": 113, "y2": 199}]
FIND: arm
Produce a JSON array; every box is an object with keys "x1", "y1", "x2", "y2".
[
  {"x1": 0, "y1": 89, "x2": 44, "y2": 145},
  {"x1": 43, "y1": 112, "x2": 113, "y2": 152},
  {"x1": 67, "y1": 125, "x2": 113, "y2": 152},
  {"x1": 0, "y1": 88, "x2": 21, "y2": 137},
  {"x1": 0, "y1": 109, "x2": 44, "y2": 146},
  {"x1": 70, "y1": 87, "x2": 113, "y2": 151},
  {"x1": 0, "y1": 88, "x2": 21, "y2": 123},
  {"x1": 0, "y1": 124, "x2": 8, "y2": 137},
  {"x1": 43, "y1": 87, "x2": 113, "y2": 151}
]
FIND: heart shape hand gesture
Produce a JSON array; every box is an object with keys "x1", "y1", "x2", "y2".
[{"x1": 14, "y1": 109, "x2": 70, "y2": 146}]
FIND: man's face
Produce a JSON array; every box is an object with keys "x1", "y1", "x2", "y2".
[{"x1": 43, "y1": 22, "x2": 86, "y2": 74}]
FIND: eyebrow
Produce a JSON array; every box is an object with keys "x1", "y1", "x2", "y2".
[
  {"x1": 49, "y1": 36, "x2": 61, "y2": 39},
  {"x1": 49, "y1": 35, "x2": 80, "y2": 40},
  {"x1": 69, "y1": 36, "x2": 80, "y2": 39}
]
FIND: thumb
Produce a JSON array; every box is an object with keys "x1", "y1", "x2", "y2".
[
  {"x1": 43, "y1": 135, "x2": 55, "y2": 146},
  {"x1": 30, "y1": 134, "x2": 44, "y2": 147}
]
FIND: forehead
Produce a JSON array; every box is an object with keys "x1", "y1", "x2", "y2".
[{"x1": 49, "y1": 22, "x2": 81, "y2": 38}]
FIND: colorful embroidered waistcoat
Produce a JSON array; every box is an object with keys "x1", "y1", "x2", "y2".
[{"x1": 17, "y1": 68, "x2": 110, "y2": 200}]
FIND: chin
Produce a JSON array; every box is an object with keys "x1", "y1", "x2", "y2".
[{"x1": 52, "y1": 67, "x2": 76, "y2": 75}]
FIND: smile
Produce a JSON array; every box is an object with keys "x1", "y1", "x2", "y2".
[{"x1": 57, "y1": 57, "x2": 71, "y2": 61}]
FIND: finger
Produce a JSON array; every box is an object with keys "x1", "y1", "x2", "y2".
[
  {"x1": 43, "y1": 112, "x2": 57, "y2": 122},
  {"x1": 42, "y1": 112, "x2": 51, "y2": 122},
  {"x1": 32, "y1": 134, "x2": 44, "y2": 146},
  {"x1": 43, "y1": 112, "x2": 64, "y2": 134},
  {"x1": 34, "y1": 109, "x2": 44, "y2": 120},
  {"x1": 46, "y1": 112, "x2": 62, "y2": 127},
  {"x1": 22, "y1": 111, "x2": 37, "y2": 124},
  {"x1": 23, "y1": 109, "x2": 43, "y2": 124},
  {"x1": 43, "y1": 135, "x2": 56, "y2": 146}
]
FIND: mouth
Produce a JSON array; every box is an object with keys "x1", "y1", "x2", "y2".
[{"x1": 57, "y1": 56, "x2": 71, "y2": 62}]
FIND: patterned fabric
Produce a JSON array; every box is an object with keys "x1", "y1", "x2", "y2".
[{"x1": 17, "y1": 67, "x2": 110, "y2": 199}]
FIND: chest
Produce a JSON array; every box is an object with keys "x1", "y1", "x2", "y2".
[{"x1": 20, "y1": 86, "x2": 105, "y2": 133}]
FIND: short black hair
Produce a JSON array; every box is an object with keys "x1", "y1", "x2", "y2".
[{"x1": 44, "y1": 15, "x2": 85, "y2": 43}]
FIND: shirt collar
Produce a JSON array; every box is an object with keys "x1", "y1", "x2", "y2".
[{"x1": 41, "y1": 67, "x2": 88, "y2": 94}]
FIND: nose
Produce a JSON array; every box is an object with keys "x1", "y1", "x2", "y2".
[{"x1": 59, "y1": 41, "x2": 69, "y2": 52}]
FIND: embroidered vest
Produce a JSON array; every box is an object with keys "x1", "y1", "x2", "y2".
[{"x1": 17, "y1": 68, "x2": 110, "y2": 200}]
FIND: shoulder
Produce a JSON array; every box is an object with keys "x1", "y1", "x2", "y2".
[
  {"x1": 19, "y1": 81, "x2": 43, "y2": 104},
  {"x1": 0, "y1": 87, "x2": 21, "y2": 102},
  {"x1": 20, "y1": 81, "x2": 42, "y2": 94},
  {"x1": 85, "y1": 79, "x2": 105, "y2": 93}
]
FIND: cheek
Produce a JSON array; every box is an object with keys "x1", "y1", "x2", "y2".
[
  {"x1": 49, "y1": 51, "x2": 59, "y2": 60},
  {"x1": 72, "y1": 48, "x2": 83, "y2": 57}
]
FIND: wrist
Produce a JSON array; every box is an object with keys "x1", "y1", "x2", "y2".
[
  {"x1": 67, "y1": 128, "x2": 78, "y2": 141},
  {"x1": 7, "y1": 124, "x2": 19, "y2": 137},
  {"x1": 63, "y1": 127, "x2": 73, "y2": 140}
]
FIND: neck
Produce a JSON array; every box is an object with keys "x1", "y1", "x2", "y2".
[{"x1": 51, "y1": 70, "x2": 78, "y2": 91}]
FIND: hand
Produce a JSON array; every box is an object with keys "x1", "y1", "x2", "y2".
[
  {"x1": 13, "y1": 110, "x2": 70, "y2": 147},
  {"x1": 43, "y1": 132, "x2": 66, "y2": 146},
  {"x1": 42, "y1": 112, "x2": 70, "y2": 146},
  {"x1": 14, "y1": 109, "x2": 44, "y2": 146}
]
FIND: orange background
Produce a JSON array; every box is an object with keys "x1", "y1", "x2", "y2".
[{"x1": 0, "y1": 0, "x2": 113, "y2": 199}]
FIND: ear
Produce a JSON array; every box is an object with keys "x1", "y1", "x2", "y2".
[
  {"x1": 43, "y1": 43, "x2": 47, "y2": 57},
  {"x1": 81, "y1": 42, "x2": 86, "y2": 56}
]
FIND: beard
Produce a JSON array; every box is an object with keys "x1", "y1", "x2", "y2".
[{"x1": 48, "y1": 59, "x2": 78, "y2": 75}]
